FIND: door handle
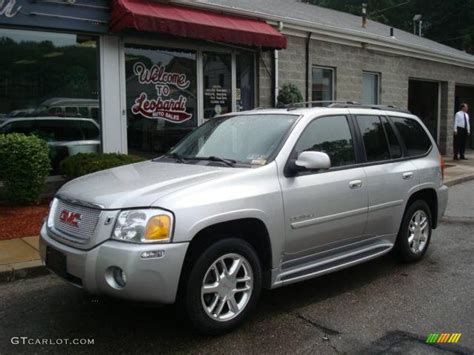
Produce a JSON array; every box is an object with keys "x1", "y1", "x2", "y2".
[
  {"x1": 349, "y1": 180, "x2": 363, "y2": 189},
  {"x1": 402, "y1": 172, "x2": 414, "y2": 180}
]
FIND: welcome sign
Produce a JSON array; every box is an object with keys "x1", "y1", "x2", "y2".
[
  {"x1": 131, "y1": 61, "x2": 193, "y2": 123},
  {"x1": 0, "y1": 0, "x2": 21, "y2": 18}
]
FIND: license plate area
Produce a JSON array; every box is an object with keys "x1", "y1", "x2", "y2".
[{"x1": 45, "y1": 246, "x2": 67, "y2": 278}]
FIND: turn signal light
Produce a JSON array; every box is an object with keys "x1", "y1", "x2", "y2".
[{"x1": 144, "y1": 215, "x2": 171, "y2": 240}]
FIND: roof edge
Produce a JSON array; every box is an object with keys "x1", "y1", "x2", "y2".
[{"x1": 171, "y1": 0, "x2": 474, "y2": 69}]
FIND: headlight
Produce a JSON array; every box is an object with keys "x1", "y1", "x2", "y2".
[
  {"x1": 112, "y1": 209, "x2": 173, "y2": 243},
  {"x1": 46, "y1": 198, "x2": 58, "y2": 229}
]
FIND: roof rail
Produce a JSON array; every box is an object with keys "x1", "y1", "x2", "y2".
[
  {"x1": 284, "y1": 100, "x2": 359, "y2": 110},
  {"x1": 329, "y1": 103, "x2": 411, "y2": 113}
]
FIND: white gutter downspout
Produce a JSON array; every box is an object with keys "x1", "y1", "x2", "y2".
[
  {"x1": 274, "y1": 49, "x2": 279, "y2": 107},
  {"x1": 274, "y1": 21, "x2": 284, "y2": 107}
]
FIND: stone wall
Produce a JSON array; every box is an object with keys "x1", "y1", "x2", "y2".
[{"x1": 261, "y1": 34, "x2": 474, "y2": 155}]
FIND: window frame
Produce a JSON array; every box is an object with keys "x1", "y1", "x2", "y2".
[
  {"x1": 362, "y1": 71, "x2": 381, "y2": 105},
  {"x1": 311, "y1": 66, "x2": 336, "y2": 105},
  {"x1": 284, "y1": 114, "x2": 360, "y2": 177}
]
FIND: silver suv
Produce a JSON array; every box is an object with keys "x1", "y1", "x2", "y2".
[{"x1": 40, "y1": 105, "x2": 448, "y2": 334}]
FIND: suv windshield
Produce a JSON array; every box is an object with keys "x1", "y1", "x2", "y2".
[{"x1": 168, "y1": 114, "x2": 298, "y2": 166}]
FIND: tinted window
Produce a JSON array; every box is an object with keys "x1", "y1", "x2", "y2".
[
  {"x1": 390, "y1": 116, "x2": 432, "y2": 156},
  {"x1": 81, "y1": 121, "x2": 100, "y2": 140},
  {"x1": 294, "y1": 115, "x2": 355, "y2": 167},
  {"x1": 34, "y1": 120, "x2": 83, "y2": 141},
  {"x1": 381, "y1": 117, "x2": 402, "y2": 158},
  {"x1": 1, "y1": 120, "x2": 34, "y2": 135},
  {"x1": 356, "y1": 115, "x2": 390, "y2": 162}
]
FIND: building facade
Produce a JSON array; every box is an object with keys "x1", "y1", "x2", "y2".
[{"x1": 1, "y1": 0, "x2": 474, "y2": 175}]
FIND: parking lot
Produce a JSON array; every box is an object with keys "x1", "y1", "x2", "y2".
[{"x1": 1, "y1": 181, "x2": 473, "y2": 354}]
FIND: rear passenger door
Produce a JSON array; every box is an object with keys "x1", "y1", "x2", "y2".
[{"x1": 354, "y1": 114, "x2": 418, "y2": 239}]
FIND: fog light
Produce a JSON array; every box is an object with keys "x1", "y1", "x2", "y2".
[
  {"x1": 113, "y1": 267, "x2": 126, "y2": 288},
  {"x1": 105, "y1": 266, "x2": 127, "y2": 289},
  {"x1": 141, "y1": 250, "x2": 165, "y2": 259}
]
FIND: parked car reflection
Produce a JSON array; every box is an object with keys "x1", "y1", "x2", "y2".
[{"x1": 0, "y1": 117, "x2": 100, "y2": 174}]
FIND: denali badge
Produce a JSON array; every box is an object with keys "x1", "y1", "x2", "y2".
[{"x1": 59, "y1": 210, "x2": 82, "y2": 227}]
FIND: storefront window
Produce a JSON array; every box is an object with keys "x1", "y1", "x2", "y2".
[
  {"x1": 0, "y1": 29, "x2": 100, "y2": 174},
  {"x1": 203, "y1": 52, "x2": 231, "y2": 118},
  {"x1": 125, "y1": 45, "x2": 197, "y2": 158},
  {"x1": 236, "y1": 52, "x2": 255, "y2": 111}
]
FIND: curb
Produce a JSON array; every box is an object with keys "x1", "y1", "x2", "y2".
[
  {"x1": 0, "y1": 260, "x2": 50, "y2": 284},
  {"x1": 1, "y1": 174, "x2": 474, "y2": 285},
  {"x1": 445, "y1": 174, "x2": 474, "y2": 187}
]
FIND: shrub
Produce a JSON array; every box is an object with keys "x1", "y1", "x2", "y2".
[
  {"x1": 0, "y1": 133, "x2": 51, "y2": 204},
  {"x1": 60, "y1": 153, "x2": 145, "y2": 179},
  {"x1": 277, "y1": 83, "x2": 304, "y2": 106}
]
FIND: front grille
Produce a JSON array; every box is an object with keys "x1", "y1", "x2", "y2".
[{"x1": 53, "y1": 199, "x2": 101, "y2": 242}]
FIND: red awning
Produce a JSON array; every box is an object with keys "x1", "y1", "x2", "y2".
[{"x1": 110, "y1": 0, "x2": 287, "y2": 49}]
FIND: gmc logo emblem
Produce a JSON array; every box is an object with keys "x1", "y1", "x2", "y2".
[{"x1": 59, "y1": 210, "x2": 82, "y2": 227}]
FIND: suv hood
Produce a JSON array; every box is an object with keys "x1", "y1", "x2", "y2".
[{"x1": 57, "y1": 161, "x2": 241, "y2": 209}]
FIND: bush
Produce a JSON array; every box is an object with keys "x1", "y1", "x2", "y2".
[
  {"x1": 277, "y1": 83, "x2": 304, "y2": 106},
  {"x1": 0, "y1": 133, "x2": 51, "y2": 204},
  {"x1": 60, "y1": 153, "x2": 145, "y2": 179}
]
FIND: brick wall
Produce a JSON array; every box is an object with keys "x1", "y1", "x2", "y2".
[{"x1": 262, "y1": 34, "x2": 474, "y2": 155}]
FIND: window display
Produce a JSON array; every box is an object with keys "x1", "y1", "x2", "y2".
[
  {"x1": 125, "y1": 44, "x2": 197, "y2": 157},
  {"x1": 0, "y1": 29, "x2": 100, "y2": 174}
]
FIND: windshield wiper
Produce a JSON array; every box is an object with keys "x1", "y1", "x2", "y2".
[
  {"x1": 161, "y1": 152, "x2": 186, "y2": 163},
  {"x1": 188, "y1": 156, "x2": 237, "y2": 167}
]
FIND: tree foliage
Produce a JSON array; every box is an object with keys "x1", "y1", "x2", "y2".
[{"x1": 309, "y1": 0, "x2": 474, "y2": 54}]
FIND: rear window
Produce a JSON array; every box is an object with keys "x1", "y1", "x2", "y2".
[{"x1": 389, "y1": 116, "x2": 432, "y2": 156}]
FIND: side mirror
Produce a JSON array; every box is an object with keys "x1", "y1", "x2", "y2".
[{"x1": 286, "y1": 151, "x2": 331, "y2": 176}]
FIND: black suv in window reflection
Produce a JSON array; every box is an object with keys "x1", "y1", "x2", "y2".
[{"x1": 0, "y1": 117, "x2": 100, "y2": 175}]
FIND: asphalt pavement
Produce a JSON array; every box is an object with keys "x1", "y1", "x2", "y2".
[{"x1": 1, "y1": 181, "x2": 474, "y2": 354}]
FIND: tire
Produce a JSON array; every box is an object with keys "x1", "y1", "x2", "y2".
[
  {"x1": 183, "y1": 238, "x2": 262, "y2": 335},
  {"x1": 395, "y1": 200, "x2": 432, "y2": 262}
]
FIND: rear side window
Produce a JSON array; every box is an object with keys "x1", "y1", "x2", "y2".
[
  {"x1": 80, "y1": 121, "x2": 100, "y2": 140},
  {"x1": 294, "y1": 115, "x2": 356, "y2": 167},
  {"x1": 381, "y1": 117, "x2": 402, "y2": 159},
  {"x1": 390, "y1": 116, "x2": 432, "y2": 156},
  {"x1": 356, "y1": 115, "x2": 390, "y2": 162}
]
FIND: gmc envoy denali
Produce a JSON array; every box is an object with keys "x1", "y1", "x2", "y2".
[{"x1": 40, "y1": 104, "x2": 448, "y2": 334}]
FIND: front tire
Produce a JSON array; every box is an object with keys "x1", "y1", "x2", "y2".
[
  {"x1": 184, "y1": 238, "x2": 262, "y2": 335},
  {"x1": 396, "y1": 200, "x2": 432, "y2": 262}
]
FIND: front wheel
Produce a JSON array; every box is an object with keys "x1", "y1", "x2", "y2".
[
  {"x1": 184, "y1": 238, "x2": 262, "y2": 335},
  {"x1": 396, "y1": 200, "x2": 432, "y2": 262}
]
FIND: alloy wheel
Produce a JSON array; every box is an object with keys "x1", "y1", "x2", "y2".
[
  {"x1": 408, "y1": 210, "x2": 429, "y2": 254},
  {"x1": 201, "y1": 253, "x2": 253, "y2": 322}
]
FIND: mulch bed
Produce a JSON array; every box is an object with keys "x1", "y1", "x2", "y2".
[{"x1": 0, "y1": 201, "x2": 50, "y2": 240}]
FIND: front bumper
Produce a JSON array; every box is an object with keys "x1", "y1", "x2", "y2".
[{"x1": 39, "y1": 224, "x2": 188, "y2": 304}]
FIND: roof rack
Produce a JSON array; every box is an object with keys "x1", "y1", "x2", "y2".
[
  {"x1": 328, "y1": 103, "x2": 411, "y2": 113},
  {"x1": 284, "y1": 100, "x2": 359, "y2": 109}
]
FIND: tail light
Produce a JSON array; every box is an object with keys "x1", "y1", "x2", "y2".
[{"x1": 439, "y1": 154, "x2": 445, "y2": 182}]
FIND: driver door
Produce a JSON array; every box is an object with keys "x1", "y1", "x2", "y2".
[{"x1": 279, "y1": 115, "x2": 368, "y2": 262}]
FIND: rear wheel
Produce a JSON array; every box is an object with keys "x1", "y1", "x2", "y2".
[
  {"x1": 396, "y1": 200, "x2": 432, "y2": 262},
  {"x1": 183, "y1": 238, "x2": 262, "y2": 335}
]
